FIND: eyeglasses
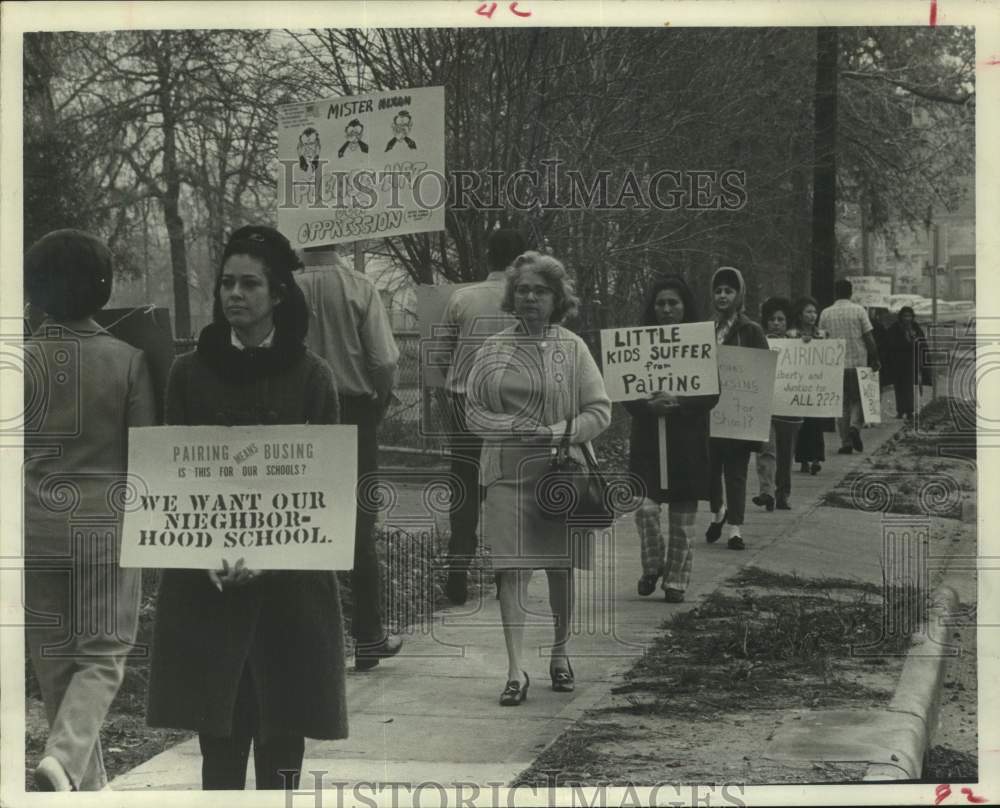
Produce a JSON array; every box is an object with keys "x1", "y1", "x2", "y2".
[{"x1": 514, "y1": 284, "x2": 554, "y2": 297}]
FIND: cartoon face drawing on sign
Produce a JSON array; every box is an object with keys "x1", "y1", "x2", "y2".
[
  {"x1": 337, "y1": 118, "x2": 369, "y2": 158},
  {"x1": 297, "y1": 127, "x2": 321, "y2": 175},
  {"x1": 385, "y1": 110, "x2": 417, "y2": 152}
]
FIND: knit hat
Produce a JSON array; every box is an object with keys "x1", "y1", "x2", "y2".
[
  {"x1": 213, "y1": 225, "x2": 308, "y2": 344},
  {"x1": 711, "y1": 265, "x2": 746, "y2": 312}
]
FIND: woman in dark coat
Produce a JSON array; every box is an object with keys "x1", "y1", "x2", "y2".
[
  {"x1": 625, "y1": 276, "x2": 719, "y2": 603},
  {"x1": 788, "y1": 296, "x2": 827, "y2": 474},
  {"x1": 885, "y1": 306, "x2": 931, "y2": 419},
  {"x1": 705, "y1": 266, "x2": 769, "y2": 551},
  {"x1": 146, "y1": 226, "x2": 347, "y2": 790}
]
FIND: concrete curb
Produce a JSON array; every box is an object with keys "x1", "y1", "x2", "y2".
[{"x1": 863, "y1": 584, "x2": 961, "y2": 781}]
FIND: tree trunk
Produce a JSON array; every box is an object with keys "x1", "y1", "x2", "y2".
[{"x1": 811, "y1": 28, "x2": 838, "y2": 309}]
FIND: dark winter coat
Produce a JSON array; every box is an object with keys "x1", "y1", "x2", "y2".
[
  {"x1": 146, "y1": 322, "x2": 348, "y2": 741},
  {"x1": 625, "y1": 391, "x2": 719, "y2": 504},
  {"x1": 884, "y1": 321, "x2": 931, "y2": 388}
]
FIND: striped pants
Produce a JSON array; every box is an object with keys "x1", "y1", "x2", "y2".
[{"x1": 635, "y1": 499, "x2": 698, "y2": 592}]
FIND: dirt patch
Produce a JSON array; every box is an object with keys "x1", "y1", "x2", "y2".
[
  {"x1": 822, "y1": 398, "x2": 975, "y2": 519},
  {"x1": 514, "y1": 578, "x2": 906, "y2": 786}
]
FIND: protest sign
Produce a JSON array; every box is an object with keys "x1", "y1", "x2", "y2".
[
  {"x1": 847, "y1": 275, "x2": 893, "y2": 309},
  {"x1": 277, "y1": 87, "x2": 445, "y2": 249},
  {"x1": 121, "y1": 425, "x2": 357, "y2": 571},
  {"x1": 857, "y1": 367, "x2": 883, "y2": 424},
  {"x1": 768, "y1": 338, "x2": 845, "y2": 418},
  {"x1": 709, "y1": 346, "x2": 776, "y2": 443},
  {"x1": 599, "y1": 322, "x2": 718, "y2": 402}
]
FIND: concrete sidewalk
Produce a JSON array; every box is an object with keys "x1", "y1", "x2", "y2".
[{"x1": 112, "y1": 416, "x2": 936, "y2": 790}]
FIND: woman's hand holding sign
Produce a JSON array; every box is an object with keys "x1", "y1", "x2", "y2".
[
  {"x1": 208, "y1": 558, "x2": 263, "y2": 592},
  {"x1": 647, "y1": 391, "x2": 680, "y2": 416}
]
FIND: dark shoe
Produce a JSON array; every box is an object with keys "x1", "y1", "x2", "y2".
[
  {"x1": 355, "y1": 634, "x2": 404, "y2": 671},
  {"x1": 445, "y1": 569, "x2": 468, "y2": 605},
  {"x1": 810, "y1": 462, "x2": 821, "y2": 475},
  {"x1": 752, "y1": 493, "x2": 775, "y2": 512},
  {"x1": 727, "y1": 535, "x2": 746, "y2": 551},
  {"x1": 637, "y1": 573, "x2": 660, "y2": 596},
  {"x1": 706, "y1": 510, "x2": 727, "y2": 543},
  {"x1": 550, "y1": 659, "x2": 575, "y2": 692},
  {"x1": 800, "y1": 462, "x2": 810, "y2": 474},
  {"x1": 849, "y1": 427, "x2": 864, "y2": 452},
  {"x1": 776, "y1": 497, "x2": 791, "y2": 510},
  {"x1": 663, "y1": 587, "x2": 685, "y2": 603},
  {"x1": 500, "y1": 671, "x2": 530, "y2": 705},
  {"x1": 837, "y1": 446, "x2": 853, "y2": 455}
]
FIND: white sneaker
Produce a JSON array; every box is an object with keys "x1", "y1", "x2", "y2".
[{"x1": 35, "y1": 755, "x2": 73, "y2": 791}]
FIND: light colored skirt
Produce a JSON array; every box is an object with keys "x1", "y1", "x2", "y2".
[{"x1": 480, "y1": 443, "x2": 596, "y2": 570}]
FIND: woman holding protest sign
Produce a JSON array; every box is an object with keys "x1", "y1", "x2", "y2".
[
  {"x1": 625, "y1": 276, "x2": 719, "y2": 603},
  {"x1": 705, "y1": 266, "x2": 769, "y2": 551},
  {"x1": 752, "y1": 297, "x2": 802, "y2": 511},
  {"x1": 885, "y1": 306, "x2": 931, "y2": 420},
  {"x1": 789, "y1": 296, "x2": 828, "y2": 475},
  {"x1": 146, "y1": 226, "x2": 347, "y2": 790},
  {"x1": 23, "y1": 230, "x2": 157, "y2": 791},
  {"x1": 465, "y1": 251, "x2": 611, "y2": 705}
]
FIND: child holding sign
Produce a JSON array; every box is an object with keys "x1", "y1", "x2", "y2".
[
  {"x1": 753, "y1": 297, "x2": 803, "y2": 511},
  {"x1": 625, "y1": 276, "x2": 719, "y2": 603},
  {"x1": 706, "y1": 267, "x2": 769, "y2": 551}
]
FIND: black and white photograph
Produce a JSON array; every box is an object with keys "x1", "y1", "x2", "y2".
[{"x1": 1, "y1": 1, "x2": 996, "y2": 805}]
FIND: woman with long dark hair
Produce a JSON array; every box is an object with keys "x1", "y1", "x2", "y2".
[
  {"x1": 884, "y1": 305, "x2": 931, "y2": 419},
  {"x1": 625, "y1": 276, "x2": 719, "y2": 602},
  {"x1": 146, "y1": 226, "x2": 347, "y2": 790}
]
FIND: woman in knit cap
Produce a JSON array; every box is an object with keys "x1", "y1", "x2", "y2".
[
  {"x1": 704, "y1": 266, "x2": 769, "y2": 550},
  {"x1": 146, "y1": 225, "x2": 348, "y2": 790}
]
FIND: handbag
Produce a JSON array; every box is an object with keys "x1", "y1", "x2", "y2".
[{"x1": 536, "y1": 416, "x2": 615, "y2": 527}]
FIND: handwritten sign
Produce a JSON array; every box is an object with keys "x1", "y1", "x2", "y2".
[
  {"x1": 121, "y1": 426, "x2": 357, "y2": 571},
  {"x1": 709, "y1": 346, "x2": 776, "y2": 443},
  {"x1": 277, "y1": 86, "x2": 445, "y2": 248},
  {"x1": 768, "y1": 338, "x2": 845, "y2": 418},
  {"x1": 599, "y1": 321, "x2": 718, "y2": 402},
  {"x1": 857, "y1": 367, "x2": 882, "y2": 425},
  {"x1": 847, "y1": 275, "x2": 893, "y2": 309}
]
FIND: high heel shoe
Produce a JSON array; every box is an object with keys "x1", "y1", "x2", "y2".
[
  {"x1": 500, "y1": 671, "x2": 529, "y2": 706},
  {"x1": 550, "y1": 658, "x2": 575, "y2": 692}
]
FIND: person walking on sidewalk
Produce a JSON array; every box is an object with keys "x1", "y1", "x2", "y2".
[
  {"x1": 23, "y1": 230, "x2": 156, "y2": 791},
  {"x1": 465, "y1": 252, "x2": 611, "y2": 706},
  {"x1": 788, "y1": 296, "x2": 828, "y2": 475},
  {"x1": 297, "y1": 251, "x2": 403, "y2": 669},
  {"x1": 705, "y1": 266, "x2": 769, "y2": 551},
  {"x1": 818, "y1": 279, "x2": 881, "y2": 455},
  {"x1": 147, "y1": 226, "x2": 348, "y2": 790},
  {"x1": 884, "y1": 305, "x2": 931, "y2": 420},
  {"x1": 753, "y1": 297, "x2": 802, "y2": 512},
  {"x1": 625, "y1": 275, "x2": 719, "y2": 603},
  {"x1": 439, "y1": 228, "x2": 525, "y2": 605}
]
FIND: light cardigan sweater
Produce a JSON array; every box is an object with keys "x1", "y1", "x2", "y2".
[{"x1": 464, "y1": 324, "x2": 612, "y2": 487}]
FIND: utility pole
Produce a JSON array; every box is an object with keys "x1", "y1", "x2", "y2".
[
  {"x1": 810, "y1": 28, "x2": 838, "y2": 308},
  {"x1": 925, "y1": 207, "x2": 939, "y2": 402}
]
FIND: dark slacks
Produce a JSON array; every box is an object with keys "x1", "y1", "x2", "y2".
[
  {"x1": 199, "y1": 666, "x2": 304, "y2": 790},
  {"x1": 446, "y1": 393, "x2": 484, "y2": 569},
  {"x1": 340, "y1": 395, "x2": 386, "y2": 644},
  {"x1": 794, "y1": 418, "x2": 826, "y2": 463},
  {"x1": 708, "y1": 439, "x2": 752, "y2": 526}
]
